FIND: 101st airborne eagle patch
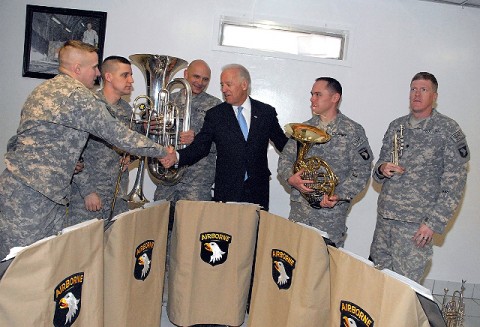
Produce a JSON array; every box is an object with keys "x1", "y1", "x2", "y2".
[
  {"x1": 271, "y1": 249, "x2": 296, "y2": 290},
  {"x1": 200, "y1": 232, "x2": 232, "y2": 266},
  {"x1": 134, "y1": 240, "x2": 155, "y2": 281},
  {"x1": 53, "y1": 272, "x2": 84, "y2": 327},
  {"x1": 340, "y1": 300, "x2": 374, "y2": 327}
]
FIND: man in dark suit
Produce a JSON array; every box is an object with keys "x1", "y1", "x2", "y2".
[{"x1": 169, "y1": 64, "x2": 288, "y2": 211}]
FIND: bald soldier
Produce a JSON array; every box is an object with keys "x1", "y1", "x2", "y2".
[
  {"x1": 153, "y1": 60, "x2": 222, "y2": 227},
  {"x1": 0, "y1": 41, "x2": 176, "y2": 258}
]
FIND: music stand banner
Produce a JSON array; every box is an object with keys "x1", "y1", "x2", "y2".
[
  {"x1": 103, "y1": 201, "x2": 170, "y2": 327},
  {"x1": 328, "y1": 246, "x2": 430, "y2": 327},
  {"x1": 167, "y1": 200, "x2": 259, "y2": 326},
  {"x1": 0, "y1": 219, "x2": 104, "y2": 327},
  {"x1": 248, "y1": 212, "x2": 331, "y2": 327}
]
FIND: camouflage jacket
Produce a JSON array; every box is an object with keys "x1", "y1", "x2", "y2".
[
  {"x1": 72, "y1": 91, "x2": 135, "y2": 201},
  {"x1": 278, "y1": 112, "x2": 373, "y2": 212},
  {"x1": 173, "y1": 91, "x2": 221, "y2": 186},
  {"x1": 4, "y1": 74, "x2": 167, "y2": 204},
  {"x1": 373, "y1": 109, "x2": 469, "y2": 234}
]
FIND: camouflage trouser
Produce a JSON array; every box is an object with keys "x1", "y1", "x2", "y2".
[
  {"x1": 68, "y1": 181, "x2": 129, "y2": 225},
  {"x1": 0, "y1": 170, "x2": 67, "y2": 259},
  {"x1": 154, "y1": 182, "x2": 212, "y2": 228},
  {"x1": 154, "y1": 181, "x2": 213, "y2": 203},
  {"x1": 370, "y1": 214, "x2": 433, "y2": 283},
  {"x1": 289, "y1": 200, "x2": 348, "y2": 247}
]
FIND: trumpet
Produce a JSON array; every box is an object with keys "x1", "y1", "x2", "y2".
[{"x1": 391, "y1": 124, "x2": 404, "y2": 165}]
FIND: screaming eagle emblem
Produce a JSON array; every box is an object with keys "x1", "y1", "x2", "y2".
[
  {"x1": 200, "y1": 232, "x2": 232, "y2": 266},
  {"x1": 134, "y1": 240, "x2": 155, "y2": 281},
  {"x1": 340, "y1": 300, "x2": 374, "y2": 327},
  {"x1": 53, "y1": 272, "x2": 84, "y2": 327},
  {"x1": 271, "y1": 249, "x2": 296, "y2": 290}
]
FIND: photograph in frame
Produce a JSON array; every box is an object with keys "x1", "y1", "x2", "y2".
[{"x1": 22, "y1": 5, "x2": 107, "y2": 81}]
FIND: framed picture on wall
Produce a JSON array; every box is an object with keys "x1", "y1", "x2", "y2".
[{"x1": 22, "y1": 5, "x2": 107, "y2": 81}]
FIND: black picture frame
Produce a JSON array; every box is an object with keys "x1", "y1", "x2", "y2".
[{"x1": 22, "y1": 5, "x2": 107, "y2": 81}]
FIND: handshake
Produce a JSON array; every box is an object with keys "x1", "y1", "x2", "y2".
[
  {"x1": 158, "y1": 129, "x2": 194, "y2": 169},
  {"x1": 160, "y1": 146, "x2": 178, "y2": 168}
]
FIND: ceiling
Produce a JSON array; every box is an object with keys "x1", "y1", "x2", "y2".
[{"x1": 420, "y1": 0, "x2": 480, "y2": 8}]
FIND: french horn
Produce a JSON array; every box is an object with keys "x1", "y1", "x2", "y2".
[{"x1": 285, "y1": 123, "x2": 338, "y2": 209}]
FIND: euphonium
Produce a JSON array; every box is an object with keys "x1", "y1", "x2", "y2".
[
  {"x1": 129, "y1": 54, "x2": 192, "y2": 186},
  {"x1": 285, "y1": 123, "x2": 338, "y2": 209},
  {"x1": 391, "y1": 124, "x2": 404, "y2": 165}
]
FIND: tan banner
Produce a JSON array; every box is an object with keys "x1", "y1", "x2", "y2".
[
  {"x1": 328, "y1": 246, "x2": 430, "y2": 327},
  {"x1": 0, "y1": 219, "x2": 104, "y2": 327},
  {"x1": 104, "y1": 201, "x2": 170, "y2": 327},
  {"x1": 248, "y1": 212, "x2": 331, "y2": 327},
  {"x1": 167, "y1": 200, "x2": 259, "y2": 326}
]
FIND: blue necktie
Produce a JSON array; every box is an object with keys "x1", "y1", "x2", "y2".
[
  {"x1": 237, "y1": 106, "x2": 248, "y2": 141},
  {"x1": 237, "y1": 106, "x2": 249, "y2": 180}
]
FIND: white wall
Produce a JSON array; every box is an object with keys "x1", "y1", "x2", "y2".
[{"x1": 0, "y1": 0, "x2": 478, "y2": 283}]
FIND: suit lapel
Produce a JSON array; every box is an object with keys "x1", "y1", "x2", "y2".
[{"x1": 247, "y1": 99, "x2": 261, "y2": 142}]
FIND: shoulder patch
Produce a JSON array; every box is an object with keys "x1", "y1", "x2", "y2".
[
  {"x1": 352, "y1": 136, "x2": 366, "y2": 148},
  {"x1": 457, "y1": 142, "x2": 469, "y2": 159},
  {"x1": 451, "y1": 129, "x2": 466, "y2": 143},
  {"x1": 358, "y1": 147, "x2": 371, "y2": 161}
]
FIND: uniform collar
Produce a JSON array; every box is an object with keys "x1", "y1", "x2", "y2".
[
  {"x1": 406, "y1": 109, "x2": 437, "y2": 130},
  {"x1": 314, "y1": 111, "x2": 343, "y2": 135}
]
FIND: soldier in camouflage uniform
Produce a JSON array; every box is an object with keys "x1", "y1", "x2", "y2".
[
  {"x1": 153, "y1": 60, "x2": 221, "y2": 227},
  {"x1": 0, "y1": 41, "x2": 176, "y2": 259},
  {"x1": 69, "y1": 56, "x2": 138, "y2": 224},
  {"x1": 370, "y1": 72, "x2": 470, "y2": 283},
  {"x1": 278, "y1": 77, "x2": 373, "y2": 247}
]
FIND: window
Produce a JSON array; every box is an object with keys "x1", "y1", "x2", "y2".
[{"x1": 217, "y1": 17, "x2": 348, "y2": 61}]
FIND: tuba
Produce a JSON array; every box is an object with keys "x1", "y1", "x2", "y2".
[
  {"x1": 127, "y1": 54, "x2": 192, "y2": 205},
  {"x1": 285, "y1": 123, "x2": 338, "y2": 209}
]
